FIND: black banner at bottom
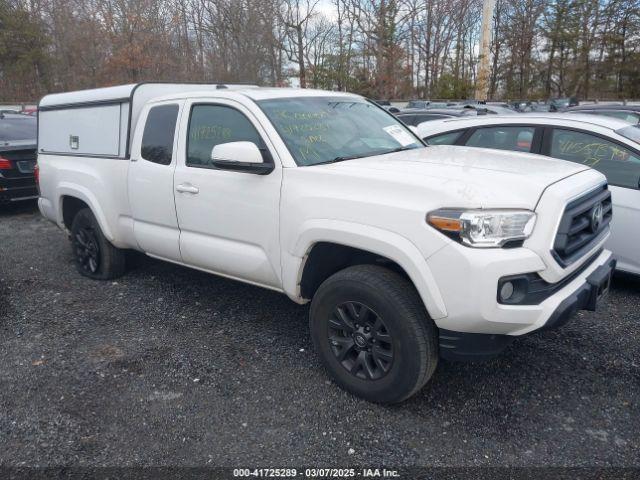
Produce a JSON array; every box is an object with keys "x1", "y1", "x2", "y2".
[{"x1": 0, "y1": 467, "x2": 638, "y2": 480}]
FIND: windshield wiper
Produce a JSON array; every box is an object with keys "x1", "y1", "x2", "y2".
[
  {"x1": 379, "y1": 146, "x2": 417, "y2": 155},
  {"x1": 312, "y1": 154, "x2": 369, "y2": 166},
  {"x1": 312, "y1": 146, "x2": 418, "y2": 166}
]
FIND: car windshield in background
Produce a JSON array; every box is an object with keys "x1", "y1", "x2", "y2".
[
  {"x1": 258, "y1": 96, "x2": 423, "y2": 166},
  {"x1": 0, "y1": 115, "x2": 37, "y2": 142},
  {"x1": 615, "y1": 125, "x2": 640, "y2": 144}
]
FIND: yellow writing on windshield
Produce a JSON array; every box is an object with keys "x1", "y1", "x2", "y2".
[
  {"x1": 281, "y1": 122, "x2": 329, "y2": 136},
  {"x1": 275, "y1": 109, "x2": 330, "y2": 121}
]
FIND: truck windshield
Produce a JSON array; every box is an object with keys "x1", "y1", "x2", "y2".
[{"x1": 258, "y1": 96, "x2": 423, "y2": 166}]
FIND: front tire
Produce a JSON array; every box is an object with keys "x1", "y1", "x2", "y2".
[
  {"x1": 309, "y1": 265, "x2": 438, "y2": 403},
  {"x1": 70, "y1": 208, "x2": 126, "y2": 280}
]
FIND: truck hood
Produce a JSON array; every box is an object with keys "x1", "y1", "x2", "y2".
[{"x1": 318, "y1": 145, "x2": 591, "y2": 209}]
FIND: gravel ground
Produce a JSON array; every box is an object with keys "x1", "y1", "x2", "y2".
[{"x1": 0, "y1": 202, "x2": 638, "y2": 468}]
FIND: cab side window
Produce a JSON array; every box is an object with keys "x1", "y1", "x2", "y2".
[
  {"x1": 187, "y1": 105, "x2": 265, "y2": 168},
  {"x1": 465, "y1": 126, "x2": 535, "y2": 152},
  {"x1": 550, "y1": 128, "x2": 640, "y2": 189},
  {"x1": 141, "y1": 104, "x2": 179, "y2": 165}
]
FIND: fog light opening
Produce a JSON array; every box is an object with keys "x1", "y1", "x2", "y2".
[{"x1": 500, "y1": 281, "x2": 515, "y2": 302}]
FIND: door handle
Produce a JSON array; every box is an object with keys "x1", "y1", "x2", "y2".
[{"x1": 176, "y1": 183, "x2": 199, "y2": 194}]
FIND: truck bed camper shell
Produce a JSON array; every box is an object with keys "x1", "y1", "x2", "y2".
[{"x1": 38, "y1": 83, "x2": 257, "y2": 159}]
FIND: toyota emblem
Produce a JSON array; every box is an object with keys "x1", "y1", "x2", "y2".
[{"x1": 590, "y1": 203, "x2": 604, "y2": 232}]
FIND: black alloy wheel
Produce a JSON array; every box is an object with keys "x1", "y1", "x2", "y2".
[
  {"x1": 70, "y1": 208, "x2": 126, "y2": 280},
  {"x1": 310, "y1": 264, "x2": 439, "y2": 404},
  {"x1": 328, "y1": 301, "x2": 394, "y2": 380},
  {"x1": 74, "y1": 226, "x2": 100, "y2": 274}
]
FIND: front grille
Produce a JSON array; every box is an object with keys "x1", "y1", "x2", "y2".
[{"x1": 552, "y1": 184, "x2": 612, "y2": 267}]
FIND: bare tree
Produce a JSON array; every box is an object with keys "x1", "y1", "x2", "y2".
[
  {"x1": 1, "y1": 0, "x2": 640, "y2": 102},
  {"x1": 281, "y1": 0, "x2": 320, "y2": 87}
]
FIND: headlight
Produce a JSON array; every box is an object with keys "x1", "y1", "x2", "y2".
[{"x1": 427, "y1": 208, "x2": 536, "y2": 248}]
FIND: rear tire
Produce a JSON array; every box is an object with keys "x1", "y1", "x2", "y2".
[
  {"x1": 309, "y1": 264, "x2": 438, "y2": 403},
  {"x1": 70, "y1": 208, "x2": 126, "y2": 280}
]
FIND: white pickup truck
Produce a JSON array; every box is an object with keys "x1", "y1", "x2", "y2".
[{"x1": 37, "y1": 83, "x2": 616, "y2": 403}]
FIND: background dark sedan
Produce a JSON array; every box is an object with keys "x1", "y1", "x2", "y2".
[
  {"x1": 0, "y1": 113, "x2": 38, "y2": 204},
  {"x1": 549, "y1": 96, "x2": 578, "y2": 111}
]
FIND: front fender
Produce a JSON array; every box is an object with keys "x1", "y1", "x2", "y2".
[{"x1": 283, "y1": 219, "x2": 447, "y2": 320}]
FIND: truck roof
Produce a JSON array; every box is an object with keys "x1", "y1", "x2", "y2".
[
  {"x1": 147, "y1": 87, "x2": 361, "y2": 104},
  {"x1": 38, "y1": 83, "x2": 361, "y2": 111},
  {"x1": 38, "y1": 82, "x2": 260, "y2": 109}
]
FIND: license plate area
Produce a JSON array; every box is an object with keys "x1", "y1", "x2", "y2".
[
  {"x1": 585, "y1": 260, "x2": 615, "y2": 311},
  {"x1": 595, "y1": 271, "x2": 611, "y2": 300}
]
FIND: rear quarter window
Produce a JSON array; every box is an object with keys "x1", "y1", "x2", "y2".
[
  {"x1": 465, "y1": 126, "x2": 535, "y2": 152},
  {"x1": 0, "y1": 116, "x2": 36, "y2": 142},
  {"x1": 425, "y1": 131, "x2": 464, "y2": 145},
  {"x1": 141, "y1": 104, "x2": 179, "y2": 165}
]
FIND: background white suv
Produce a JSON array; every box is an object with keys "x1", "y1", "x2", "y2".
[{"x1": 417, "y1": 114, "x2": 640, "y2": 276}]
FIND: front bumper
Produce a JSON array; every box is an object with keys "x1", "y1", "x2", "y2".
[
  {"x1": 439, "y1": 256, "x2": 616, "y2": 361},
  {"x1": 426, "y1": 233, "x2": 612, "y2": 336}
]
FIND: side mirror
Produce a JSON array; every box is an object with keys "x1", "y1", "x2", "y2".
[{"x1": 211, "y1": 141, "x2": 274, "y2": 174}]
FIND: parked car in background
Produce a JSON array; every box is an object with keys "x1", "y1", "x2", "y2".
[
  {"x1": 550, "y1": 97, "x2": 578, "y2": 111},
  {"x1": 511, "y1": 100, "x2": 531, "y2": 111},
  {"x1": 486, "y1": 102, "x2": 513, "y2": 109},
  {"x1": 417, "y1": 114, "x2": 640, "y2": 275},
  {"x1": 20, "y1": 106, "x2": 38, "y2": 116},
  {"x1": 512, "y1": 100, "x2": 550, "y2": 112},
  {"x1": 397, "y1": 105, "x2": 518, "y2": 126},
  {"x1": 0, "y1": 112, "x2": 38, "y2": 204},
  {"x1": 462, "y1": 104, "x2": 518, "y2": 115},
  {"x1": 564, "y1": 104, "x2": 640, "y2": 124},
  {"x1": 405, "y1": 100, "x2": 458, "y2": 109},
  {"x1": 466, "y1": 101, "x2": 515, "y2": 110},
  {"x1": 371, "y1": 99, "x2": 401, "y2": 113},
  {"x1": 395, "y1": 108, "x2": 478, "y2": 126},
  {"x1": 37, "y1": 83, "x2": 615, "y2": 403},
  {"x1": 0, "y1": 105, "x2": 22, "y2": 113}
]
